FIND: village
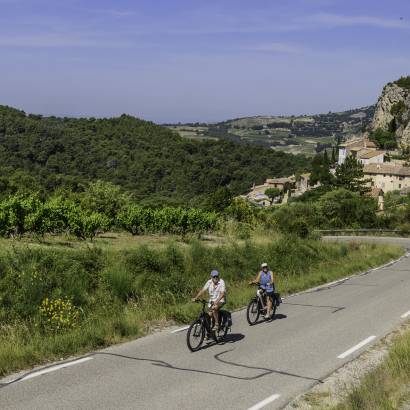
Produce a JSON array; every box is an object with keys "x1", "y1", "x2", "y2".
[{"x1": 245, "y1": 136, "x2": 410, "y2": 210}]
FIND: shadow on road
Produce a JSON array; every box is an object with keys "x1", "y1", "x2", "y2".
[
  {"x1": 1, "y1": 341, "x2": 323, "y2": 388},
  {"x1": 91, "y1": 348, "x2": 323, "y2": 383},
  {"x1": 283, "y1": 301, "x2": 345, "y2": 313}
]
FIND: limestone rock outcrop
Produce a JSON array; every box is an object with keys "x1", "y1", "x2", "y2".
[{"x1": 372, "y1": 80, "x2": 410, "y2": 147}]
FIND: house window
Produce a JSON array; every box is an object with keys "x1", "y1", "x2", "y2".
[{"x1": 399, "y1": 184, "x2": 402, "y2": 189}]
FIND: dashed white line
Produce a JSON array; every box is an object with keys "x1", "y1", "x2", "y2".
[
  {"x1": 401, "y1": 310, "x2": 410, "y2": 319},
  {"x1": 337, "y1": 336, "x2": 376, "y2": 359},
  {"x1": 15, "y1": 357, "x2": 93, "y2": 383},
  {"x1": 171, "y1": 325, "x2": 190, "y2": 334},
  {"x1": 247, "y1": 393, "x2": 281, "y2": 410}
]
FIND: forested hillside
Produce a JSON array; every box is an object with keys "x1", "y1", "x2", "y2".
[
  {"x1": 167, "y1": 106, "x2": 375, "y2": 156},
  {"x1": 0, "y1": 105, "x2": 309, "y2": 206}
]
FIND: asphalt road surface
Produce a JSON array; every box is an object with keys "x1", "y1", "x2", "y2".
[{"x1": 1, "y1": 236, "x2": 410, "y2": 410}]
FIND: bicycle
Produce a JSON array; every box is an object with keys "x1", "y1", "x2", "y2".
[
  {"x1": 246, "y1": 284, "x2": 280, "y2": 325},
  {"x1": 186, "y1": 300, "x2": 232, "y2": 352}
]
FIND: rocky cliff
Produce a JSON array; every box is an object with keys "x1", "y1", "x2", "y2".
[{"x1": 372, "y1": 77, "x2": 410, "y2": 147}]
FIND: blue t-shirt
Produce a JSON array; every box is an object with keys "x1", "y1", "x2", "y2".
[{"x1": 259, "y1": 271, "x2": 273, "y2": 292}]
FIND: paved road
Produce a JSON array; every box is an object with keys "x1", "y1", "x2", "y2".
[{"x1": 1, "y1": 237, "x2": 410, "y2": 410}]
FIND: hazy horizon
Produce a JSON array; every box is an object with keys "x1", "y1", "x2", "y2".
[{"x1": 1, "y1": 0, "x2": 409, "y2": 123}]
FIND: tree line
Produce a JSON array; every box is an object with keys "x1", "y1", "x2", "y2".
[{"x1": 0, "y1": 105, "x2": 310, "y2": 207}]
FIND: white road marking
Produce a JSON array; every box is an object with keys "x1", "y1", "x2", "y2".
[
  {"x1": 401, "y1": 310, "x2": 410, "y2": 319},
  {"x1": 247, "y1": 393, "x2": 281, "y2": 410},
  {"x1": 16, "y1": 357, "x2": 93, "y2": 382},
  {"x1": 337, "y1": 336, "x2": 376, "y2": 359},
  {"x1": 171, "y1": 325, "x2": 190, "y2": 334}
]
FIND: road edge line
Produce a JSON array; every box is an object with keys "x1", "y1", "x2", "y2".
[
  {"x1": 247, "y1": 393, "x2": 281, "y2": 410},
  {"x1": 337, "y1": 336, "x2": 377, "y2": 359}
]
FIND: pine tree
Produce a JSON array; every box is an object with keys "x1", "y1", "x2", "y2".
[
  {"x1": 331, "y1": 147, "x2": 337, "y2": 165},
  {"x1": 335, "y1": 156, "x2": 370, "y2": 194}
]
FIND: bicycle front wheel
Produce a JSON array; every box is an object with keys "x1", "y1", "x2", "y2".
[
  {"x1": 246, "y1": 299, "x2": 260, "y2": 325},
  {"x1": 186, "y1": 320, "x2": 205, "y2": 352}
]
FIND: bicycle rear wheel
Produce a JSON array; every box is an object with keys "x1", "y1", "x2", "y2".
[
  {"x1": 186, "y1": 320, "x2": 205, "y2": 352},
  {"x1": 246, "y1": 299, "x2": 260, "y2": 325},
  {"x1": 271, "y1": 303, "x2": 277, "y2": 318},
  {"x1": 214, "y1": 325, "x2": 228, "y2": 343}
]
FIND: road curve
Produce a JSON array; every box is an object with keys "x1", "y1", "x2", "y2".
[{"x1": 1, "y1": 237, "x2": 410, "y2": 410}]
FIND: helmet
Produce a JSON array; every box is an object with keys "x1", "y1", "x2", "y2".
[
  {"x1": 261, "y1": 263, "x2": 268, "y2": 268},
  {"x1": 210, "y1": 270, "x2": 219, "y2": 277}
]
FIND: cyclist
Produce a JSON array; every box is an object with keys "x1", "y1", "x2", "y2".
[
  {"x1": 192, "y1": 270, "x2": 226, "y2": 331},
  {"x1": 249, "y1": 262, "x2": 275, "y2": 319}
]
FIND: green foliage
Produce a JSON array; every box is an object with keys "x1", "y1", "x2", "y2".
[
  {"x1": 272, "y1": 203, "x2": 323, "y2": 237},
  {"x1": 117, "y1": 205, "x2": 218, "y2": 236},
  {"x1": 225, "y1": 198, "x2": 255, "y2": 224},
  {"x1": 335, "y1": 156, "x2": 371, "y2": 194},
  {"x1": 204, "y1": 187, "x2": 233, "y2": 212},
  {"x1": 0, "y1": 235, "x2": 402, "y2": 376},
  {"x1": 290, "y1": 185, "x2": 333, "y2": 203},
  {"x1": 79, "y1": 181, "x2": 131, "y2": 226},
  {"x1": 0, "y1": 105, "x2": 310, "y2": 206},
  {"x1": 264, "y1": 188, "x2": 281, "y2": 204},
  {"x1": 0, "y1": 193, "x2": 219, "y2": 239},
  {"x1": 394, "y1": 76, "x2": 410, "y2": 90},
  {"x1": 310, "y1": 152, "x2": 335, "y2": 186},
  {"x1": 390, "y1": 100, "x2": 406, "y2": 117},
  {"x1": 369, "y1": 127, "x2": 397, "y2": 149},
  {"x1": 318, "y1": 189, "x2": 378, "y2": 228}
]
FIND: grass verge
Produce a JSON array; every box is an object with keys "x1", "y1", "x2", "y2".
[
  {"x1": 0, "y1": 234, "x2": 404, "y2": 378},
  {"x1": 330, "y1": 326, "x2": 410, "y2": 410}
]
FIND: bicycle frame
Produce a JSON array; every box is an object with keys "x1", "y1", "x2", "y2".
[{"x1": 197, "y1": 301, "x2": 215, "y2": 334}]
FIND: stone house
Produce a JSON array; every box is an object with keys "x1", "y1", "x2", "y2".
[
  {"x1": 363, "y1": 163, "x2": 410, "y2": 191},
  {"x1": 338, "y1": 138, "x2": 378, "y2": 164}
]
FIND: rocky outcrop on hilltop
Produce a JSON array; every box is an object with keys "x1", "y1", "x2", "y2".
[{"x1": 372, "y1": 77, "x2": 410, "y2": 147}]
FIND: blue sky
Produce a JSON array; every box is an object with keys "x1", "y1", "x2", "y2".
[{"x1": 0, "y1": 0, "x2": 409, "y2": 122}]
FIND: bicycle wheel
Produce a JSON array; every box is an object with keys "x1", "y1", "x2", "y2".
[
  {"x1": 186, "y1": 320, "x2": 205, "y2": 352},
  {"x1": 214, "y1": 325, "x2": 229, "y2": 343},
  {"x1": 271, "y1": 303, "x2": 277, "y2": 318},
  {"x1": 246, "y1": 299, "x2": 260, "y2": 325}
]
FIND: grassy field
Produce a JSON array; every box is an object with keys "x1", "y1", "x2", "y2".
[
  {"x1": 0, "y1": 232, "x2": 404, "y2": 377},
  {"x1": 331, "y1": 327, "x2": 410, "y2": 410}
]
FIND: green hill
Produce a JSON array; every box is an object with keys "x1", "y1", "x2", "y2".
[
  {"x1": 167, "y1": 106, "x2": 375, "y2": 156},
  {"x1": 0, "y1": 105, "x2": 309, "y2": 206}
]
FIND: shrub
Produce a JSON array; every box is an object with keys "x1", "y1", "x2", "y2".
[
  {"x1": 39, "y1": 297, "x2": 80, "y2": 332},
  {"x1": 318, "y1": 189, "x2": 378, "y2": 228}
]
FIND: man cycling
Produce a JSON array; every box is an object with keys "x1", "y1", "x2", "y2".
[
  {"x1": 192, "y1": 270, "x2": 226, "y2": 331},
  {"x1": 249, "y1": 262, "x2": 276, "y2": 319}
]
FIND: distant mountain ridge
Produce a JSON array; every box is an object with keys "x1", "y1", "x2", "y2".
[{"x1": 167, "y1": 106, "x2": 375, "y2": 156}]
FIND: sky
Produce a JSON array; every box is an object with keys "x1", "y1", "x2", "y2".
[{"x1": 0, "y1": 0, "x2": 409, "y2": 123}]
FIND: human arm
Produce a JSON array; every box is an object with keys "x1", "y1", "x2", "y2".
[
  {"x1": 192, "y1": 281, "x2": 209, "y2": 302},
  {"x1": 249, "y1": 272, "x2": 261, "y2": 285}
]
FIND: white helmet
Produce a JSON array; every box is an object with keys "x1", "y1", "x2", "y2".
[{"x1": 261, "y1": 262, "x2": 268, "y2": 268}]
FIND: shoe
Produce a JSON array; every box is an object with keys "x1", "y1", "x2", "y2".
[{"x1": 264, "y1": 313, "x2": 270, "y2": 319}]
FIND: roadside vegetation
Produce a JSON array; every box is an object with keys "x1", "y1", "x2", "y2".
[
  {"x1": 331, "y1": 327, "x2": 410, "y2": 410},
  {"x1": 0, "y1": 231, "x2": 403, "y2": 377}
]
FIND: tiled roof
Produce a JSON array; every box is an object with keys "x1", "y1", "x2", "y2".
[
  {"x1": 266, "y1": 177, "x2": 293, "y2": 184},
  {"x1": 358, "y1": 150, "x2": 385, "y2": 159},
  {"x1": 364, "y1": 163, "x2": 410, "y2": 176}
]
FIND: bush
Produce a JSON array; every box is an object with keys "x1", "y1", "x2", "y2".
[
  {"x1": 272, "y1": 202, "x2": 323, "y2": 236},
  {"x1": 318, "y1": 189, "x2": 378, "y2": 228}
]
